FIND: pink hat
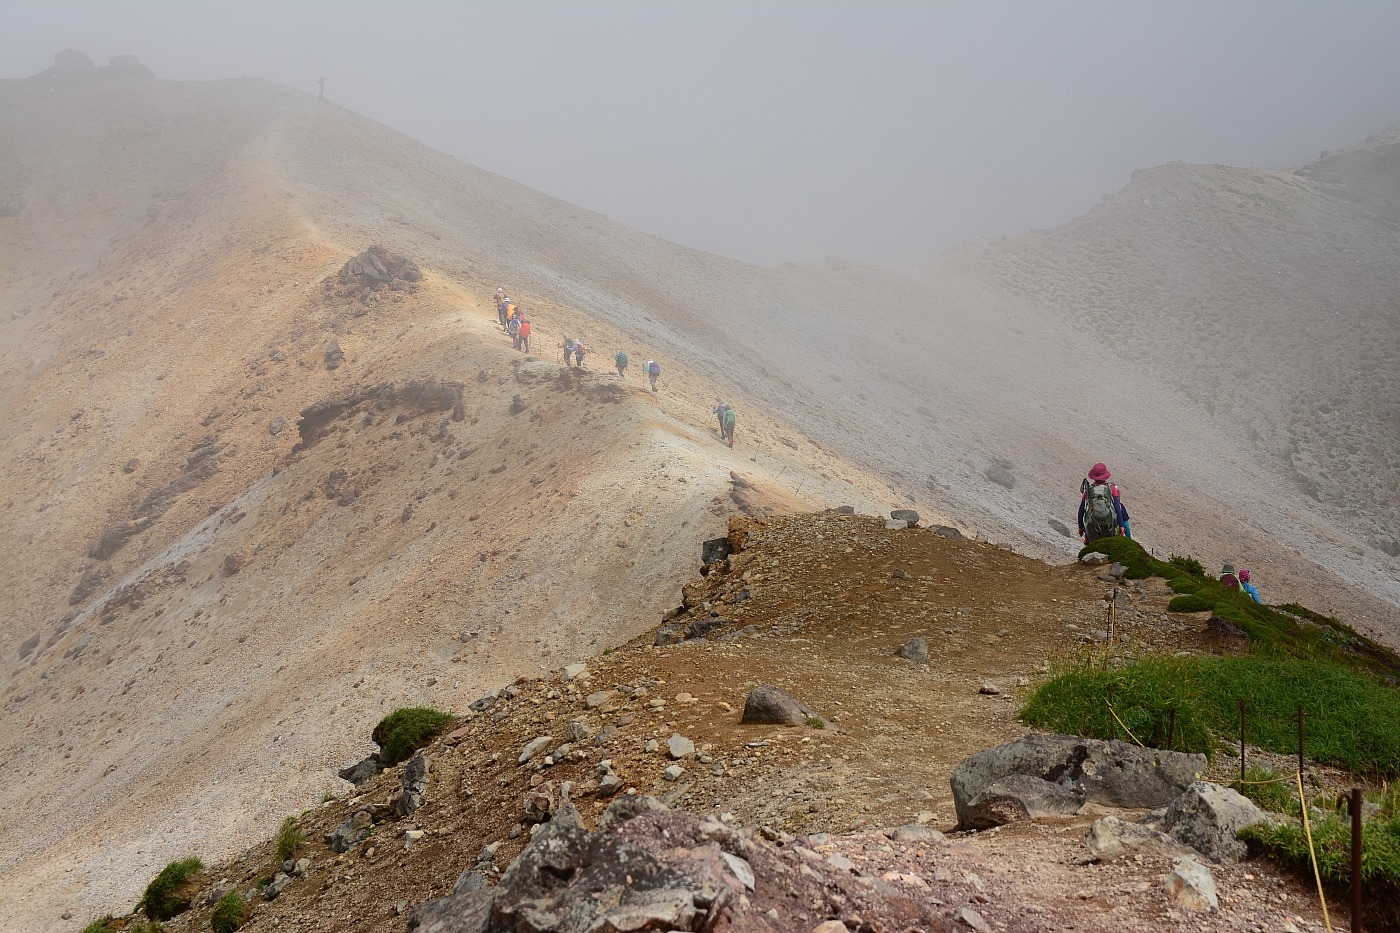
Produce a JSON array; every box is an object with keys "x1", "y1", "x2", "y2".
[
  {"x1": 1088, "y1": 463, "x2": 1111, "y2": 481},
  {"x1": 1239, "y1": 569, "x2": 1251, "y2": 582}
]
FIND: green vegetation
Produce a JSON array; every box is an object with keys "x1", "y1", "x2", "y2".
[
  {"x1": 275, "y1": 815, "x2": 305, "y2": 862},
  {"x1": 372, "y1": 707, "x2": 457, "y2": 766},
  {"x1": 138, "y1": 857, "x2": 203, "y2": 921},
  {"x1": 1024, "y1": 653, "x2": 1400, "y2": 772},
  {"x1": 806, "y1": 716, "x2": 826, "y2": 729},
  {"x1": 1077, "y1": 538, "x2": 1396, "y2": 678},
  {"x1": 1167, "y1": 554, "x2": 1205, "y2": 577},
  {"x1": 1229, "y1": 766, "x2": 1298, "y2": 816},
  {"x1": 84, "y1": 917, "x2": 165, "y2": 933},
  {"x1": 211, "y1": 892, "x2": 248, "y2": 933},
  {"x1": 1243, "y1": 785, "x2": 1400, "y2": 926}
]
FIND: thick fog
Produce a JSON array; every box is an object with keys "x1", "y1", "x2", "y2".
[{"x1": 4, "y1": 0, "x2": 1400, "y2": 264}]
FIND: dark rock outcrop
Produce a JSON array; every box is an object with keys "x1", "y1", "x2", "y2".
[{"x1": 740, "y1": 685, "x2": 824, "y2": 727}]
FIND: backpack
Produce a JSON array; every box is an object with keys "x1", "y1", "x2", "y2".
[
  {"x1": 724, "y1": 408, "x2": 736, "y2": 427},
  {"x1": 647, "y1": 361, "x2": 660, "y2": 376},
  {"x1": 616, "y1": 352, "x2": 628, "y2": 367},
  {"x1": 1085, "y1": 482, "x2": 1119, "y2": 534}
]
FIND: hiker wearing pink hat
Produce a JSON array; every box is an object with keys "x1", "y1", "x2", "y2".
[
  {"x1": 1239, "y1": 568, "x2": 1262, "y2": 603},
  {"x1": 1077, "y1": 462, "x2": 1132, "y2": 544}
]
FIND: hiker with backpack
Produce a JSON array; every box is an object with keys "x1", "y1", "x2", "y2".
[
  {"x1": 722, "y1": 406, "x2": 736, "y2": 448},
  {"x1": 563, "y1": 337, "x2": 576, "y2": 366},
  {"x1": 1239, "y1": 568, "x2": 1262, "y2": 603},
  {"x1": 615, "y1": 350, "x2": 629, "y2": 378},
  {"x1": 646, "y1": 359, "x2": 660, "y2": 392},
  {"x1": 1077, "y1": 462, "x2": 1131, "y2": 544},
  {"x1": 517, "y1": 316, "x2": 531, "y2": 353},
  {"x1": 712, "y1": 401, "x2": 730, "y2": 435},
  {"x1": 1220, "y1": 563, "x2": 1242, "y2": 591},
  {"x1": 572, "y1": 342, "x2": 588, "y2": 368},
  {"x1": 508, "y1": 313, "x2": 521, "y2": 348}
]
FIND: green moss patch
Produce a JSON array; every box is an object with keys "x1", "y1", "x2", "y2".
[{"x1": 372, "y1": 707, "x2": 457, "y2": 766}]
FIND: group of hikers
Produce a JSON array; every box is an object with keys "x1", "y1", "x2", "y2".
[
  {"x1": 493, "y1": 288, "x2": 533, "y2": 353},
  {"x1": 1077, "y1": 461, "x2": 1261, "y2": 602},
  {"x1": 492, "y1": 287, "x2": 734, "y2": 445}
]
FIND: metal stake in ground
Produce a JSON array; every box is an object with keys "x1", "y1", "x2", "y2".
[{"x1": 1238, "y1": 699, "x2": 1247, "y2": 784}]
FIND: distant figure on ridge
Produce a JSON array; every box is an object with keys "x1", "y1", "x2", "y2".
[
  {"x1": 517, "y1": 316, "x2": 531, "y2": 353},
  {"x1": 646, "y1": 359, "x2": 660, "y2": 392},
  {"x1": 1220, "y1": 562, "x2": 1242, "y2": 591},
  {"x1": 712, "y1": 401, "x2": 730, "y2": 435},
  {"x1": 615, "y1": 349, "x2": 629, "y2": 378},
  {"x1": 1239, "y1": 568, "x2": 1262, "y2": 603},
  {"x1": 508, "y1": 313, "x2": 521, "y2": 348},
  {"x1": 563, "y1": 336, "x2": 575, "y2": 366},
  {"x1": 1077, "y1": 462, "x2": 1131, "y2": 544},
  {"x1": 722, "y1": 405, "x2": 736, "y2": 448}
]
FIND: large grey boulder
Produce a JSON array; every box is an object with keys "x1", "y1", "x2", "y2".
[
  {"x1": 325, "y1": 809, "x2": 373, "y2": 853},
  {"x1": 338, "y1": 753, "x2": 383, "y2": 787},
  {"x1": 890, "y1": 509, "x2": 921, "y2": 526},
  {"x1": 950, "y1": 733, "x2": 1205, "y2": 829},
  {"x1": 1159, "y1": 781, "x2": 1268, "y2": 863},
  {"x1": 1164, "y1": 857, "x2": 1219, "y2": 911},
  {"x1": 740, "y1": 685, "x2": 824, "y2": 726},
  {"x1": 961, "y1": 774, "x2": 1085, "y2": 829}
]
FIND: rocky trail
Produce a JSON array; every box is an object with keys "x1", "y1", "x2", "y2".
[{"x1": 137, "y1": 513, "x2": 1333, "y2": 933}]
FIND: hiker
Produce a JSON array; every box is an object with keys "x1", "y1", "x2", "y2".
[
  {"x1": 646, "y1": 359, "x2": 660, "y2": 392},
  {"x1": 615, "y1": 350, "x2": 628, "y2": 378},
  {"x1": 1239, "y1": 568, "x2": 1262, "y2": 603},
  {"x1": 711, "y1": 401, "x2": 730, "y2": 434},
  {"x1": 508, "y1": 314, "x2": 521, "y2": 349},
  {"x1": 1077, "y1": 462, "x2": 1131, "y2": 544},
  {"x1": 518, "y1": 317, "x2": 531, "y2": 353},
  {"x1": 1220, "y1": 563, "x2": 1242, "y2": 591},
  {"x1": 563, "y1": 337, "x2": 575, "y2": 365},
  {"x1": 722, "y1": 405, "x2": 736, "y2": 448},
  {"x1": 494, "y1": 287, "x2": 505, "y2": 307},
  {"x1": 572, "y1": 342, "x2": 588, "y2": 368},
  {"x1": 498, "y1": 300, "x2": 511, "y2": 330}
]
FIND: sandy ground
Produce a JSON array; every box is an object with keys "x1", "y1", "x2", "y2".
[{"x1": 0, "y1": 67, "x2": 1394, "y2": 930}]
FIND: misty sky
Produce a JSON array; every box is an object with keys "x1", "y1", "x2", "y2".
[{"x1": 5, "y1": 1, "x2": 1400, "y2": 265}]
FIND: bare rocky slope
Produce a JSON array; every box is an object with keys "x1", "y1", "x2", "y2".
[{"x1": 0, "y1": 54, "x2": 1395, "y2": 930}]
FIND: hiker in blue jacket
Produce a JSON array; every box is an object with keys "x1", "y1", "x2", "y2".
[
  {"x1": 1239, "y1": 569, "x2": 1262, "y2": 603},
  {"x1": 1077, "y1": 462, "x2": 1132, "y2": 544}
]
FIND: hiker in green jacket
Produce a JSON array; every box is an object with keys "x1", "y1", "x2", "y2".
[
  {"x1": 722, "y1": 406, "x2": 736, "y2": 448},
  {"x1": 615, "y1": 350, "x2": 628, "y2": 378}
]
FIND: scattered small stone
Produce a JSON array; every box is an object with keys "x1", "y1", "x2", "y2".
[
  {"x1": 667, "y1": 734, "x2": 696, "y2": 759},
  {"x1": 562, "y1": 662, "x2": 588, "y2": 681},
  {"x1": 1164, "y1": 857, "x2": 1218, "y2": 911},
  {"x1": 954, "y1": 905, "x2": 991, "y2": 931},
  {"x1": 896, "y1": 637, "x2": 930, "y2": 664},
  {"x1": 663, "y1": 765, "x2": 685, "y2": 781},
  {"x1": 519, "y1": 736, "x2": 553, "y2": 764},
  {"x1": 978, "y1": 683, "x2": 1001, "y2": 696}
]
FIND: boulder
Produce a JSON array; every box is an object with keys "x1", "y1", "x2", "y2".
[
  {"x1": 597, "y1": 795, "x2": 669, "y2": 832},
  {"x1": 933, "y1": 526, "x2": 964, "y2": 540},
  {"x1": 325, "y1": 339, "x2": 344, "y2": 370},
  {"x1": 1085, "y1": 816, "x2": 1195, "y2": 861},
  {"x1": 667, "y1": 734, "x2": 696, "y2": 759},
  {"x1": 1159, "y1": 781, "x2": 1268, "y2": 863},
  {"x1": 393, "y1": 753, "x2": 432, "y2": 818},
  {"x1": 884, "y1": 519, "x2": 909, "y2": 530},
  {"x1": 890, "y1": 509, "x2": 921, "y2": 526},
  {"x1": 984, "y1": 466, "x2": 1015, "y2": 489},
  {"x1": 1048, "y1": 518, "x2": 1073, "y2": 538},
  {"x1": 519, "y1": 736, "x2": 553, "y2": 764},
  {"x1": 701, "y1": 537, "x2": 732, "y2": 564},
  {"x1": 325, "y1": 809, "x2": 373, "y2": 853},
  {"x1": 960, "y1": 774, "x2": 1085, "y2": 829},
  {"x1": 896, "y1": 637, "x2": 929, "y2": 663},
  {"x1": 338, "y1": 753, "x2": 383, "y2": 787},
  {"x1": 950, "y1": 733, "x2": 1204, "y2": 829},
  {"x1": 1164, "y1": 857, "x2": 1218, "y2": 911},
  {"x1": 740, "y1": 685, "x2": 823, "y2": 726},
  {"x1": 17, "y1": 633, "x2": 40, "y2": 660}
]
